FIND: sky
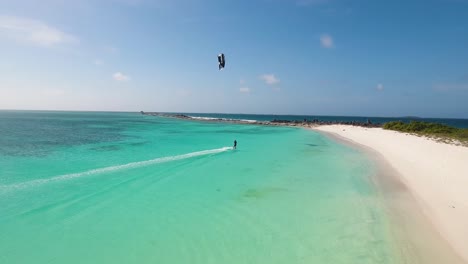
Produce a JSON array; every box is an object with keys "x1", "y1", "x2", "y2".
[{"x1": 0, "y1": 0, "x2": 467, "y2": 118}]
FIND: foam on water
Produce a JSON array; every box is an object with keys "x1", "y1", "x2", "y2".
[
  {"x1": 1, "y1": 147, "x2": 232, "y2": 191},
  {"x1": 189, "y1": 116, "x2": 258, "y2": 123}
]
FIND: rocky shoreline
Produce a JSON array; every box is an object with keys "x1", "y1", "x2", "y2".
[{"x1": 140, "y1": 111, "x2": 383, "y2": 128}]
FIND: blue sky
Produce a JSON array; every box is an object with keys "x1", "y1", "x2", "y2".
[{"x1": 1, "y1": 0, "x2": 467, "y2": 118}]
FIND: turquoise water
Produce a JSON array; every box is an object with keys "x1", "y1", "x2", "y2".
[{"x1": 0, "y1": 111, "x2": 402, "y2": 263}]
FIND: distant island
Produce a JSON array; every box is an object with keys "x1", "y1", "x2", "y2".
[
  {"x1": 141, "y1": 112, "x2": 468, "y2": 147},
  {"x1": 398, "y1": 116, "x2": 422, "y2": 119},
  {"x1": 140, "y1": 112, "x2": 382, "y2": 128}
]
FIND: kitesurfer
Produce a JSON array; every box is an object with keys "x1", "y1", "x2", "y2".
[
  {"x1": 233, "y1": 140, "x2": 237, "y2": 149},
  {"x1": 218, "y1": 53, "x2": 225, "y2": 70}
]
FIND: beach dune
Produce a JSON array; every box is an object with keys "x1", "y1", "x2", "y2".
[{"x1": 315, "y1": 125, "x2": 468, "y2": 263}]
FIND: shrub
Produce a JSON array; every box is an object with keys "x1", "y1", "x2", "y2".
[{"x1": 383, "y1": 121, "x2": 468, "y2": 145}]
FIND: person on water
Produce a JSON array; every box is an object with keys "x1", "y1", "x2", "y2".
[{"x1": 233, "y1": 140, "x2": 237, "y2": 149}]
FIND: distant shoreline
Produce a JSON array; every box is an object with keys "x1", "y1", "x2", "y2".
[
  {"x1": 140, "y1": 111, "x2": 383, "y2": 128},
  {"x1": 142, "y1": 112, "x2": 468, "y2": 147}
]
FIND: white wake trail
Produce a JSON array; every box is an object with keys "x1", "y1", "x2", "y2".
[{"x1": 1, "y1": 147, "x2": 232, "y2": 191}]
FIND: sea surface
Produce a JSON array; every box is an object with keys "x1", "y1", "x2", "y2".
[{"x1": 1, "y1": 111, "x2": 407, "y2": 263}]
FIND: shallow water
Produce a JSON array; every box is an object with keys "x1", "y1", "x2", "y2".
[{"x1": 0, "y1": 111, "x2": 404, "y2": 263}]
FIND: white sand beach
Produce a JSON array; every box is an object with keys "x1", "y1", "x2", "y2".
[{"x1": 314, "y1": 125, "x2": 468, "y2": 263}]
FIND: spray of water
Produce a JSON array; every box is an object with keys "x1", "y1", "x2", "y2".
[{"x1": 1, "y1": 147, "x2": 233, "y2": 191}]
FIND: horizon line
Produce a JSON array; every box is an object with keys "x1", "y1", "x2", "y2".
[{"x1": 1, "y1": 108, "x2": 467, "y2": 120}]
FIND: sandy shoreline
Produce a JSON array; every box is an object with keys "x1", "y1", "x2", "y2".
[{"x1": 314, "y1": 125, "x2": 468, "y2": 263}]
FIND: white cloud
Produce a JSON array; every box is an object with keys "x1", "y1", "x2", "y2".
[
  {"x1": 94, "y1": 59, "x2": 104, "y2": 65},
  {"x1": 259, "y1": 74, "x2": 280, "y2": 85},
  {"x1": 41, "y1": 88, "x2": 66, "y2": 96},
  {"x1": 320, "y1": 34, "x2": 334, "y2": 48},
  {"x1": 377, "y1": 83, "x2": 384, "y2": 91},
  {"x1": 113, "y1": 72, "x2": 130, "y2": 81},
  {"x1": 0, "y1": 15, "x2": 77, "y2": 47},
  {"x1": 297, "y1": 0, "x2": 330, "y2": 6},
  {"x1": 240, "y1": 87, "x2": 250, "y2": 93},
  {"x1": 177, "y1": 89, "x2": 191, "y2": 97},
  {"x1": 433, "y1": 83, "x2": 468, "y2": 92},
  {"x1": 114, "y1": 0, "x2": 147, "y2": 5},
  {"x1": 105, "y1": 46, "x2": 119, "y2": 54}
]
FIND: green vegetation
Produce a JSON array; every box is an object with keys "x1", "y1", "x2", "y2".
[{"x1": 383, "y1": 121, "x2": 468, "y2": 146}]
